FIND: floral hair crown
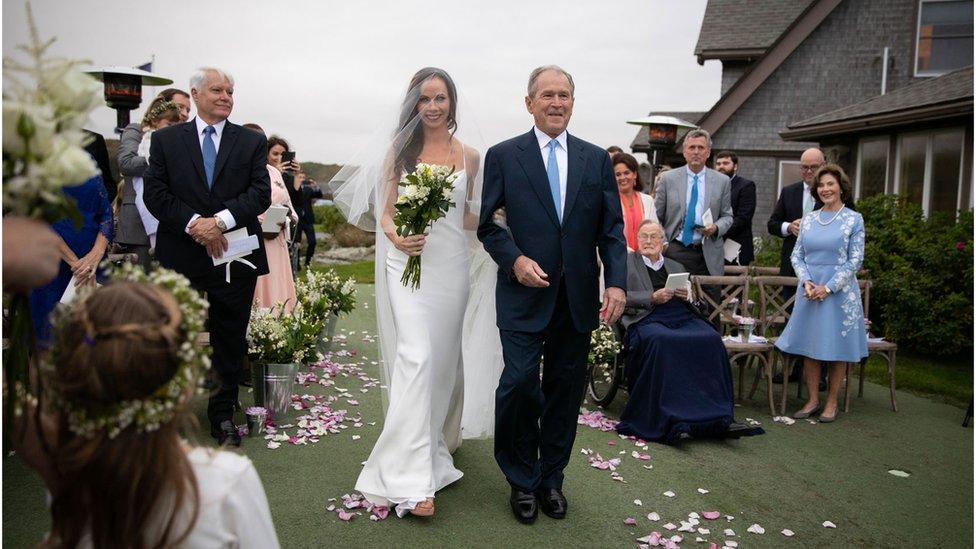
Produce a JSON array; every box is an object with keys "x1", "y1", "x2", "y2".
[
  {"x1": 142, "y1": 100, "x2": 181, "y2": 126},
  {"x1": 44, "y1": 263, "x2": 211, "y2": 439}
]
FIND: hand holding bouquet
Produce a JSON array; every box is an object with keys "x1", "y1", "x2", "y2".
[{"x1": 393, "y1": 163, "x2": 458, "y2": 289}]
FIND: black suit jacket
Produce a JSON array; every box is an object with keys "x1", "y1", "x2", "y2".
[
  {"x1": 143, "y1": 119, "x2": 271, "y2": 278},
  {"x1": 478, "y1": 129, "x2": 627, "y2": 333},
  {"x1": 726, "y1": 174, "x2": 756, "y2": 265},
  {"x1": 767, "y1": 181, "x2": 805, "y2": 276}
]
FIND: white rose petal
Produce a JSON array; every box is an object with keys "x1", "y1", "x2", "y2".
[
  {"x1": 782, "y1": 529, "x2": 795, "y2": 537},
  {"x1": 663, "y1": 490, "x2": 676, "y2": 498},
  {"x1": 888, "y1": 469, "x2": 911, "y2": 477},
  {"x1": 822, "y1": 520, "x2": 837, "y2": 529},
  {"x1": 697, "y1": 488, "x2": 709, "y2": 494},
  {"x1": 747, "y1": 524, "x2": 765, "y2": 534},
  {"x1": 647, "y1": 512, "x2": 661, "y2": 521},
  {"x1": 634, "y1": 499, "x2": 642, "y2": 506}
]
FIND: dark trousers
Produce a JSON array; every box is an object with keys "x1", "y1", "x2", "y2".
[
  {"x1": 495, "y1": 280, "x2": 590, "y2": 492},
  {"x1": 293, "y1": 218, "x2": 316, "y2": 266},
  {"x1": 189, "y1": 271, "x2": 257, "y2": 429}
]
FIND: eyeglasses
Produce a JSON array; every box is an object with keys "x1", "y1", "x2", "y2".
[
  {"x1": 800, "y1": 164, "x2": 824, "y2": 173},
  {"x1": 637, "y1": 233, "x2": 664, "y2": 242}
]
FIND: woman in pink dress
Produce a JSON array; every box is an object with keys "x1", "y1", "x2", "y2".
[{"x1": 254, "y1": 135, "x2": 299, "y2": 312}]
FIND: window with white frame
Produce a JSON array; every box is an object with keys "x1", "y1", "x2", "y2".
[
  {"x1": 915, "y1": 0, "x2": 974, "y2": 76},
  {"x1": 856, "y1": 137, "x2": 889, "y2": 199},
  {"x1": 894, "y1": 129, "x2": 968, "y2": 215},
  {"x1": 777, "y1": 160, "x2": 802, "y2": 195}
]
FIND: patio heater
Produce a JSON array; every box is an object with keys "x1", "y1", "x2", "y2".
[
  {"x1": 626, "y1": 115, "x2": 698, "y2": 184},
  {"x1": 83, "y1": 66, "x2": 174, "y2": 134}
]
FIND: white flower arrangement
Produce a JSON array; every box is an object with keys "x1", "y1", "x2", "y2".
[
  {"x1": 296, "y1": 268, "x2": 357, "y2": 320},
  {"x1": 247, "y1": 303, "x2": 322, "y2": 365},
  {"x1": 392, "y1": 163, "x2": 459, "y2": 289},
  {"x1": 43, "y1": 263, "x2": 211, "y2": 439},
  {"x1": 588, "y1": 324, "x2": 622, "y2": 372},
  {"x1": 3, "y1": 5, "x2": 102, "y2": 219}
]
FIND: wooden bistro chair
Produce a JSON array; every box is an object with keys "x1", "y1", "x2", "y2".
[
  {"x1": 723, "y1": 265, "x2": 750, "y2": 276},
  {"x1": 754, "y1": 275, "x2": 805, "y2": 415},
  {"x1": 693, "y1": 275, "x2": 776, "y2": 416},
  {"x1": 843, "y1": 279, "x2": 898, "y2": 412}
]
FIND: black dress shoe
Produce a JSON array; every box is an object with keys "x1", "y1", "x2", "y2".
[
  {"x1": 535, "y1": 488, "x2": 567, "y2": 519},
  {"x1": 212, "y1": 420, "x2": 242, "y2": 447},
  {"x1": 509, "y1": 488, "x2": 538, "y2": 524}
]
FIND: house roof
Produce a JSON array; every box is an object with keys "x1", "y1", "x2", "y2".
[
  {"x1": 781, "y1": 66, "x2": 975, "y2": 140},
  {"x1": 629, "y1": 112, "x2": 707, "y2": 152},
  {"x1": 694, "y1": 0, "x2": 815, "y2": 63}
]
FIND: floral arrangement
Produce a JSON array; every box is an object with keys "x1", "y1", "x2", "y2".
[
  {"x1": 3, "y1": 5, "x2": 101, "y2": 220},
  {"x1": 588, "y1": 324, "x2": 621, "y2": 372},
  {"x1": 43, "y1": 264, "x2": 211, "y2": 439},
  {"x1": 247, "y1": 304, "x2": 322, "y2": 365},
  {"x1": 393, "y1": 163, "x2": 458, "y2": 289},
  {"x1": 3, "y1": 5, "x2": 105, "y2": 434},
  {"x1": 296, "y1": 268, "x2": 357, "y2": 319}
]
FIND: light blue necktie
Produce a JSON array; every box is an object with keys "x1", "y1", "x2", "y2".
[
  {"x1": 546, "y1": 140, "x2": 562, "y2": 221},
  {"x1": 681, "y1": 174, "x2": 699, "y2": 246},
  {"x1": 202, "y1": 125, "x2": 217, "y2": 189}
]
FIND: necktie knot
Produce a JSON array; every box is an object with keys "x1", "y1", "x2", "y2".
[
  {"x1": 548, "y1": 139, "x2": 558, "y2": 152},
  {"x1": 204, "y1": 125, "x2": 215, "y2": 136}
]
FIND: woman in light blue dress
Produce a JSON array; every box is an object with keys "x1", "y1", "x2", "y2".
[{"x1": 775, "y1": 164, "x2": 867, "y2": 423}]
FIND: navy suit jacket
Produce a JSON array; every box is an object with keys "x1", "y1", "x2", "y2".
[
  {"x1": 727, "y1": 174, "x2": 756, "y2": 265},
  {"x1": 478, "y1": 129, "x2": 627, "y2": 333},
  {"x1": 143, "y1": 119, "x2": 271, "y2": 278}
]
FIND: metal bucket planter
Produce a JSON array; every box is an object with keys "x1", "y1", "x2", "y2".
[
  {"x1": 316, "y1": 313, "x2": 340, "y2": 355},
  {"x1": 264, "y1": 362, "x2": 299, "y2": 421}
]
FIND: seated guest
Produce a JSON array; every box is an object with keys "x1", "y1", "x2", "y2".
[
  {"x1": 17, "y1": 281, "x2": 280, "y2": 547},
  {"x1": 616, "y1": 220, "x2": 762, "y2": 444},
  {"x1": 612, "y1": 152, "x2": 657, "y2": 252},
  {"x1": 775, "y1": 164, "x2": 867, "y2": 423}
]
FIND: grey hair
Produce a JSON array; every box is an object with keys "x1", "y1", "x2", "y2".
[
  {"x1": 527, "y1": 65, "x2": 575, "y2": 98},
  {"x1": 683, "y1": 128, "x2": 713, "y2": 149},
  {"x1": 637, "y1": 219, "x2": 664, "y2": 233},
  {"x1": 189, "y1": 67, "x2": 235, "y2": 92}
]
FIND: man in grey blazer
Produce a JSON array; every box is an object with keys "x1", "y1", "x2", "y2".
[{"x1": 654, "y1": 128, "x2": 732, "y2": 277}]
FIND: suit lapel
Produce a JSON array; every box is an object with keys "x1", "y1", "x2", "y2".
[
  {"x1": 515, "y1": 129, "x2": 560, "y2": 228},
  {"x1": 561, "y1": 134, "x2": 585, "y2": 227},
  {"x1": 212, "y1": 122, "x2": 239, "y2": 187},
  {"x1": 181, "y1": 121, "x2": 207, "y2": 187}
]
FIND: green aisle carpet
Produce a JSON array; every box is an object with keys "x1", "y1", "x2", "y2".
[{"x1": 3, "y1": 284, "x2": 972, "y2": 547}]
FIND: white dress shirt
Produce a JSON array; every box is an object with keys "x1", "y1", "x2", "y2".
[
  {"x1": 534, "y1": 126, "x2": 568, "y2": 216},
  {"x1": 642, "y1": 254, "x2": 666, "y2": 271},
  {"x1": 186, "y1": 117, "x2": 236, "y2": 234},
  {"x1": 685, "y1": 165, "x2": 707, "y2": 244},
  {"x1": 780, "y1": 182, "x2": 812, "y2": 236}
]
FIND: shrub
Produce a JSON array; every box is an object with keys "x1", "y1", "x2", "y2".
[
  {"x1": 313, "y1": 204, "x2": 346, "y2": 233},
  {"x1": 857, "y1": 195, "x2": 973, "y2": 355}
]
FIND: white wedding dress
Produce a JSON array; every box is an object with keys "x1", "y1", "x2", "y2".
[{"x1": 355, "y1": 162, "x2": 472, "y2": 515}]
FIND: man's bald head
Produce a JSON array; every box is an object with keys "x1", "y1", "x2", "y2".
[{"x1": 799, "y1": 148, "x2": 825, "y2": 184}]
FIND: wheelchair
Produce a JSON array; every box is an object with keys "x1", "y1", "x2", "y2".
[{"x1": 586, "y1": 321, "x2": 628, "y2": 408}]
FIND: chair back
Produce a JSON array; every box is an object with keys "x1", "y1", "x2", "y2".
[
  {"x1": 751, "y1": 266, "x2": 781, "y2": 276},
  {"x1": 723, "y1": 265, "x2": 749, "y2": 276},
  {"x1": 692, "y1": 275, "x2": 750, "y2": 327},
  {"x1": 755, "y1": 275, "x2": 799, "y2": 336}
]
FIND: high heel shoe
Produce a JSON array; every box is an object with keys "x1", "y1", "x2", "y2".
[
  {"x1": 409, "y1": 498, "x2": 435, "y2": 517},
  {"x1": 792, "y1": 404, "x2": 822, "y2": 419}
]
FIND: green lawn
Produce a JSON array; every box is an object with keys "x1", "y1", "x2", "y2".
[
  {"x1": 3, "y1": 284, "x2": 972, "y2": 548},
  {"x1": 311, "y1": 261, "x2": 374, "y2": 284}
]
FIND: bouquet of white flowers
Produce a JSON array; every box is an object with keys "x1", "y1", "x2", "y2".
[
  {"x1": 588, "y1": 324, "x2": 622, "y2": 372},
  {"x1": 247, "y1": 305, "x2": 321, "y2": 365},
  {"x1": 296, "y1": 268, "x2": 357, "y2": 320},
  {"x1": 393, "y1": 163, "x2": 458, "y2": 289}
]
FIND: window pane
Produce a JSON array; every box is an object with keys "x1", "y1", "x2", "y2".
[
  {"x1": 779, "y1": 161, "x2": 802, "y2": 194},
  {"x1": 931, "y1": 130, "x2": 964, "y2": 213},
  {"x1": 917, "y1": 0, "x2": 974, "y2": 73},
  {"x1": 899, "y1": 135, "x2": 927, "y2": 206},
  {"x1": 858, "y1": 139, "x2": 888, "y2": 198}
]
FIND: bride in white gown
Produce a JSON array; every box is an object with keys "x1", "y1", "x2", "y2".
[{"x1": 331, "y1": 67, "x2": 503, "y2": 518}]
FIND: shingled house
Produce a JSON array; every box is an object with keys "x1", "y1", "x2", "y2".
[{"x1": 631, "y1": 0, "x2": 974, "y2": 232}]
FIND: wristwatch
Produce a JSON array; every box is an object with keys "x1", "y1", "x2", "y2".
[{"x1": 214, "y1": 216, "x2": 227, "y2": 232}]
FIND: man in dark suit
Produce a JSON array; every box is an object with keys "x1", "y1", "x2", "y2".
[
  {"x1": 767, "y1": 147, "x2": 824, "y2": 385},
  {"x1": 767, "y1": 148, "x2": 824, "y2": 277},
  {"x1": 714, "y1": 151, "x2": 755, "y2": 265},
  {"x1": 479, "y1": 66, "x2": 626, "y2": 525},
  {"x1": 144, "y1": 67, "x2": 270, "y2": 446}
]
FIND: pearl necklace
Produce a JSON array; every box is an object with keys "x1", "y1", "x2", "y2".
[{"x1": 816, "y1": 206, "x2": 844, "y2": 226}]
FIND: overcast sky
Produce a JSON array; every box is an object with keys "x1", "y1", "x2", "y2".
[{"x1": 3, "y1": 0, "x2": 721, "y2": 164}]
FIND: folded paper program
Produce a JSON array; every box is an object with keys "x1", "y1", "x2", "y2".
[{"x1": 213, "y1": 228, "x2": 260, "y2": 283}]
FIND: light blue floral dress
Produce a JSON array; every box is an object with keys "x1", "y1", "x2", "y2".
[{"x1": 774, "y1": 207, "x2": 868, "y2": 362}]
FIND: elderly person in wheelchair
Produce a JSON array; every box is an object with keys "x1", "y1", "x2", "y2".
[{"x1": 615, "y1": 220, "x2": 762, "y2": 444}]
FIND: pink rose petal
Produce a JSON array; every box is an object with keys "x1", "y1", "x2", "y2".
[
  {"x1": 702, "y1": 511, "x2": 721, "y2": 520},
  {"x1": 337, "y1": 510, "x2": 354, "y2": 521},
  {"x1": 624, "y1": 517, "x2": 638, "y2": 526}
]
